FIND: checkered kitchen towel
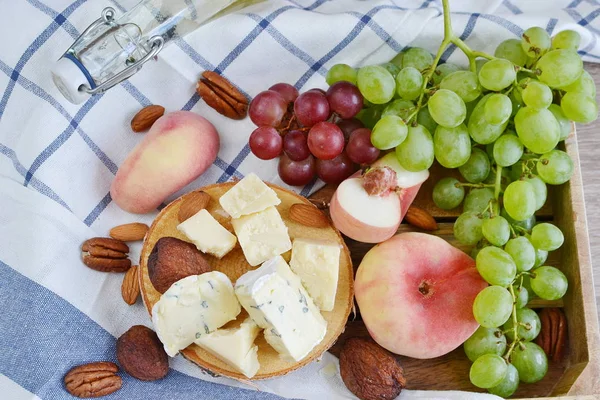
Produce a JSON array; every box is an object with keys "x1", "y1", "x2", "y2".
[{"x1": 1, "y1": 0, "x2": 599, "y2": 399}]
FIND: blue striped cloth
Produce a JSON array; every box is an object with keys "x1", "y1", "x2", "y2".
[{"x1": 1, "y1": 1, "x2": 599, "y2": 399}]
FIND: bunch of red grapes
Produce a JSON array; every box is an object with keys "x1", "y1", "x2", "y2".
[{"x1": 248, "y1": 82, "x2": 380, "y2": 186}]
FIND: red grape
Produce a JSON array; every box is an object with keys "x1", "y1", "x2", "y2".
[
  {"x1": 249, "y1": 90, "x2": 287, "y2": 127},
  {"x1": 278, "y1": 153, "x2": 316, "y2": 186},
  {"x1": 316, "y1": 152, "x2": 356, "y2": 184},
  {"x1": 283, "y1": 130, "x2": 310, "y2": 161},
  {"x1": 307, "y1": 88, "x2": 327, "y2": 95},
  {"x1": 249, "y1": 126, "x2": 282, "y2": 160},
  {"x1": 307, "y1": 122, "x2": 345, "y2": 160},
  {"x1": 269, "y1": 83, "x2": 299, "y2": 104},
  {"x1": 337, "y1": 118, "x2": 364, "y2": 141},
  {"x1": 326, "y1": 81, "x2": 363, "y2": 119},
  {"x1": 346, "y1": 128, "x2": 380, "y2": 164},
  {"x1": 294, "y1": 91, "x2": 330, "y2": 127}
]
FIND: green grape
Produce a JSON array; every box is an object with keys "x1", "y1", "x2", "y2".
[
  {"x1": 468, "y1": 94, "x2": 508, "y2": 144},
  {"x1": 534, "y1": 248, "x2": 549, "y2": 268},
  {"x1": 395, "y1": 124, "x2": 434, "y2": 171},
  {"x1": 485, "y1": 142, "x2": 495, "y2": 160},
  {"x1": 515, "y1": 285, "x2": 530, "y2": 308},
  {"x1": 433, "y1": 62, "x2": 461, "y2": 85},
  {"x1": 509, "y1": 90, "x2": 523, "y2": 117},
  {"x1": 470, "y1": 354, "x2": 509, "y2": 389},
  {"x1": 503, "y1": 181, "x2": 536, "y2": 221},
  {"x1": 380, "y1": 62, "x2": 401, "y2": 78},
  {"x1": 464, "y1": 327, "x2": 507, "y2": 362},
  {"x1": 505, "y1": 236, "x2": 536, "y2": 272},
  {"x1": 326, "y1": 64, "x2": 357, "y2": 85},
  {"x1": 478, "y1": 59, "x2": 517, "y2": 91},
  {"x1": 531, "y1": 266, "x2": 568, "y2": 300},
  {"x1": 552, "y1": 29, "x2": 581, "y2": 51},
  {"x1": 493, "y1": 133, "x2": 524, "y2": 167},
  {"x1": 390, "y1": 51, "x2": 403, "y2": 68},
  {"x1": 511, "y1": 342, "x2": 548, "y2": 383},
  {"x1": 488, "y1": 363, "x2": 519, "y2": 398},
  {"x1": 522, "y1": 274, "x2": 535, "y2": 297},
  {"x1": 465, "y1": 97, "x2": 480, "y2": 121},
  {"x1": 395, "y1": 67, "x2": 423, "y2": 100},
  {"x1": 521, "y1": 175, "x2": 547, "y2": 210},
  {"x1": 482, "y1": 217, "x2": 511, "y2": 247},
  {"x1": 504, "y1": 308, "x2": 541, "y2": 341},
  {"x1": 530, "y1": 223, "x2": 564, "y2": 251},
  {"x1": 484, "y1": 93, "x2": 512, "y2": 125},
  {"x1": 355, "y1": 106, "x2": 382, "y2": 129},
  {"x1": 537, "y1": 49, "x2": 583, "y2": 88},
  {"x1": 433, "y1": 177, "x2": 465, "y2": 210},
  {"x1": 473, "y1": 286, "x2": 514, "y2": 328},
  {"x1": 417, "y1": 107, "x2": 438, "y2": 133},
  {"x1": 459, "y1": 148, "x2": 491, "y2": 183},
  {"x1": 433, "y1": 124, "x2": 471, "y2": 168},
  {"x1": 440, "y1": 71, "x2": 482, "y2": 102},
  {"x1": 428, "y1": 89, "x2": 467, "y2": 128},
  {"x1": 464, "y1": 188, "x2": 495, "y2": 216},
  {"x1": 371, "y1": 115, "x2": 408, "y2": 150},
  {"x1": 476, "y1": 246, "x2": 516, "y2": 286},
  {"x1": 454, "y1": 212, "x2": 484, "y2": 245},
  {"x1": 561, "y1": 91, "x2": 598, "y2": 123},
  {"x1": 357, "y1": 65, "x2": 396, "y2": 104},
  {"x1": 548, "y1": 103, "x2": 573, "y2": 141},
  {"x1": 495, "y1": 38, "x2": 528, "y2": 66},
  {"x1": 521, "y1": 26, "x2": 551, "y2": 57},
  {"x1": 537, "y1": 149, "x2": 574, "y2": 185},
  {"x1": 561, "y1": 70, "x2": 596, "y2": 96},
  {"x1": 476, "y1": 59, "x2": 488, "y2": 74},
  {"x1": 514, "y1": 107, "x2": 560, "y2": 154},
  {"x1": 382, "y1": 99, "x2": 414, "y2": 120},
  {"x1": 402, "y1": 47, "x2": 433, "y2": 71},
  {"x1": 502, "y1": 208, "x2": 536, "y2": 232},
  {"x1": 522, "y1": 80, "x2": 553, "y2": 109}
]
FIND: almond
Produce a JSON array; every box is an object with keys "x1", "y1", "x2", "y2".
[
  {"x1": 178, "y1": 191, "x2": 211, "y2": 222},
  {"x1": 289, "y1": 203, "x2": 330, "y2": 228},
  {"x1": 109, "y1": 223, "x2": 149, "y2": 242},
  {"x1": 121, "y1": 265, "x2": 140, "y2": 305},
  {"x1": 130, "y1": 105, "x2": 165, "y2": 132},
  {"x1": 405, "y1": 206, "x2": 438, "y2": 231}
]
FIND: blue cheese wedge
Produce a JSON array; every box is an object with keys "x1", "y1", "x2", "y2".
[
  {"x1": 152, "y1": 272, "x2": 241, "y2": 357},
  {"x1": 177, "y1": 209, "x2": 237, "y2": 258},
  {"x1": 231, "y1": 206, "x2": 292, "y2": 266},
  {"x1": 219, "y1": 173, "x2": 281, "y2": 218},
  {"x1": 234, "y1": 256, "x2": 327, "y2": 362},
  {"x1": 194, "y1": 318, "x2": 261, "y2": 378},
  {"x1": 289, "y1": 238, "x2": 340, "y2": 312}
]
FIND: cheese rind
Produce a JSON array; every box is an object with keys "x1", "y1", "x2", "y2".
[
  {"x1": 152, "y1": 272, "x2": 241, "y2": 357},
  {"x1": 235, "y1": 256, "x2": 327, "y2": 362},
  {"x1": 219, "y1": 173, "x2": 281, "y2": 218},
  {"x1": 194, "y1": 318, "x2": 261, "y2": 378},
  {"x1": 289, "y1": 238, "x2": 340, "y2": 311},
  {"x1": 231, "y1": 206, "x2": 292, "y2": 266},
  {"x1": 177, "y1": 209, "x2": 237, "y2": 258}
]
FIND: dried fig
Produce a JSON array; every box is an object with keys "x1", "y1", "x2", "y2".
[{"x1": 117, "y1": 325, "x2": 168, "y2": 381}]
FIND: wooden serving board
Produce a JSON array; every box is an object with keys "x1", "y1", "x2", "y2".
[{"x1": 138, "y1": 183, "x2": 354, "y2": 380}]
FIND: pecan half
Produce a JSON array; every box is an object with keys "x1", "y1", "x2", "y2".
[
  {"x1": 82, "y1": 238, "x2": 131, "y2": 273},
  {"x1": 197, "y1": 71, "x2": 248, "y2": 120},
  {"x1": 535, "y1": 308, "x2": 567, "y2": 362},
  {"x1": 64, "y1": 362, "x2": 122, "y2": 398}
]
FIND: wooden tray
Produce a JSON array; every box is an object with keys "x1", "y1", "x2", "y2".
[{"x1": 138, "y1": 182, "x2": 354, "y2": 380}]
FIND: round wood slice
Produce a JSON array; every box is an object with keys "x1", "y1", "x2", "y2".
[{"x1": 139, "y1": 182, "x2": 354, "y2": 380}]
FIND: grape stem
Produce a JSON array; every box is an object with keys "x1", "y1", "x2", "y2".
[
  {"x1": 455, "y1": 182, "x2": 495, "y2": 188},
  {"x1": 504, "y1": 284, "x2": 521, "y2": 361}
]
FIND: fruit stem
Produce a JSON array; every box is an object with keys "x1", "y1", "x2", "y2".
[
  {"x1": 504, "y1": 284, "x2": 521, "y2": 361},
  {"x1": 494, "y1": 166, "x2": 503, "y2": 200},
  {"x1": 455, "y1": 182, "x2": 495, "y2": 188}
]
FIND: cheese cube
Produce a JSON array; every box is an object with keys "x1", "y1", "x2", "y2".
[
  {"x1": 152, "y1": 272, "x2": 241, "y2": 357},
  {"x1": 231, "y1": 206, "x2": 292, "y2": 266},
  {"x1": 289, "y1": 238, "x2": 340, "y2": 312},
  {"x1": 194, "y1": 318, "x2": 261, "y2": 378},
  {"x1": 219, "y1": 173, "x2": 281, "y2": 218},
  {"x1": 234, "y1": 256, "x2": 327, "y2": 361},
  {"x1": 177, "y1": 209, "x2": 237, "y2": 258}
]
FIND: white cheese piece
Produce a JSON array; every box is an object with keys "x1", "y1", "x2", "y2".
[
  {"x1": 234, "y1": 256, "x2": 327, "y2": 362},
  {"x1": 289, "y1": 238, "x2": 340, "y2": 312},
  {"x1": 194, "y1": 318, "x2": 261, "y2": 378},
  {"x1": 177, "y1": 209, "x2": 237, "y2": 258},
  {"x1": 231, "y1": 206, "x2": 292, "y2": 266},
  {"x1": 152, "y1": 272, "x2": 241, "y2": 357},
  {"x1": 219, "y1": 173, "x2": 281, "y2": 218}
]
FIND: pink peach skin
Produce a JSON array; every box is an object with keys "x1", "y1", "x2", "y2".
[
  {"x1": 111, "y1": 111, "x2": 219, "y2": 214},
  {"x1": 355, "y1": 232, "x2": 488, "y2": 359}
]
